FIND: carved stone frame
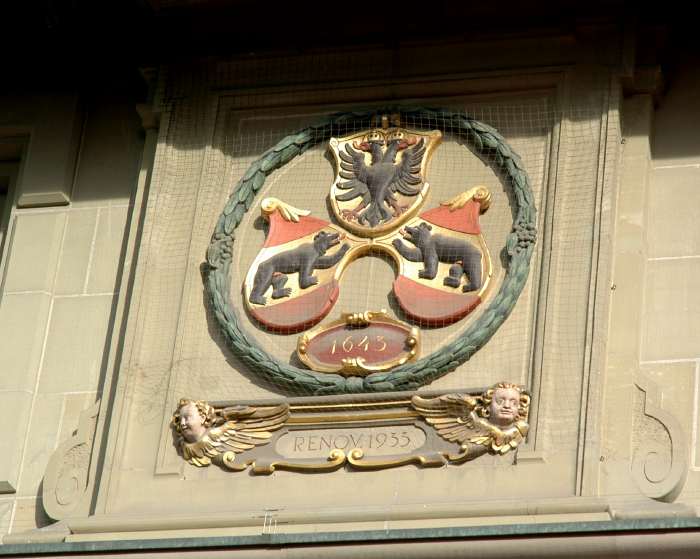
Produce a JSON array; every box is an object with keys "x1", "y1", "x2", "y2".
[{"x1": 38, "y1": 32, "x2": 691, "y2": 537}]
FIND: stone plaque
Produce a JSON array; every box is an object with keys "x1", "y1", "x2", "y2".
[
  {"x1": 276, "y1": 426, "x2": 427, "y2": 459},
  {"x1": 171, "y1": 383, "x2": 530, "y2": 473}
]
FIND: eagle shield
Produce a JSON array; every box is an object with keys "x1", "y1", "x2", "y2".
[{"x1": 329, "y1": 127, "x2": 441, "y2": 237}]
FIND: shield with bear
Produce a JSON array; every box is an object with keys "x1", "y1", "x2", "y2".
[
  {"x1": 243, "y1": 198, "x2": 364, "y2": 334},
  {"x1": 376, "y1": 187, "x2": 494, "y2": 326}
]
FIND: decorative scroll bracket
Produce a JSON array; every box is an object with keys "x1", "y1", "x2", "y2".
[
  {"x1": 42, "y1": 400, "x2": 100, "y2": 521},
  {"x1": 631, "y1": 372, "x2": 688, "y2": 502}
]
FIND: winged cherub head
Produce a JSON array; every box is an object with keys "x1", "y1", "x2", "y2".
[
  {"x1": 481, "y1": 382, "x2": 530, "y2": 428},
  {"x1": 172, "y1": 398, "x2": 216, "y2": 443}
]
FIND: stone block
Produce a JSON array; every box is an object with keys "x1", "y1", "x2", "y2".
[
  {"x1": 0, "y1": 499, "x2": 13, "y2": 537},
  {"x1": 647, "y1": 166, "x2": 700, "y2": 258},
  {"x1": 71, "y1": 98, "x2": 142, "y2": 206},
  {"x1": 621, "y1": 95, "x2": 652, "y2": 157},
  {"x1": 58, "y1": 393, "x2": 97, "y2": 443},
  {"x1": 15, "y1": 94, "x2": 82, "y2": 208},
  {"x1": 642, "y1": 258, "x2": 700, "y2": 361},
  {"x1": 607, "y1": 253, "x2": 645, "y2": 362},
  {"x1": 0, "y1": 293, "x2": 51, "y2": 391},
  {"x1": 54, "y1": 209, "x2": 98, "y2": 295},
  {"x1": 651, "y1": 60, "x2": 700, "y2": 167},
  {"x1": 639, "y1": 361, "x2": 696, "y2": 452},
  {"x1": 9, "y1": 497, "x2": 51, "y2": 534},
  {"x1": 3, "y1": 212, "x2": 65, "y2": 293},
  {"x1": 38, "y1": 295, "x2": 114, "y2": 394},
  {"x1": 17, "y1": 394, "x2": 63, "y2": 497},
  {"x1": 86, "y1": 206, "x2": 128, "y2": 294},
  {"x1": 0, "y1": 392, "x2": 32, "y2": 489}
]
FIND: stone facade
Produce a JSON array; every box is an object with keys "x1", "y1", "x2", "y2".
[
  {"x1": 0, "y1": 90, "x2": 143, "y2": 535},
  {"x1": 0, "y1": 16, "x2": 699, "y2": 558}
]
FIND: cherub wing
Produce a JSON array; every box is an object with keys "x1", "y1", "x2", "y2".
[
  {"x1": 391, "y1": 138, "x2": 426, "y2": 196},
  {"x1": 217, "y1": 403, "x2": 290, "y2": 450},
  {"x1": 469, "y1": 418, "x2": 528, "y2": 454},
  {"x1": 180, "y1": 404, "x2": 289, "y2": 467},
  {"x1": 336, "y1": 143, "x2": 370, "y2": 202},
  {"x1": 411, "y1": 393, "x2": 478, "y2": 445}
]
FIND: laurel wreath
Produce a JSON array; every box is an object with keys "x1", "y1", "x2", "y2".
[{"x1": 205, "y1": 109, "x2": 537, "y2": 395}]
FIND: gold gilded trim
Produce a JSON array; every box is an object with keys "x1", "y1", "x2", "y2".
[
  {"x1": 172, "y1": 383, "x2": 530, "y2": 474},
  {"x1": 287, "y1": 410, "x2": 419, "y2": 425},
  {"x1": 251, "y1": 449, "x2": 346, "y2": 474},
  {"x1": 346, "y1": 448, "x2": 446, "y2": 470},
  {"x1": 297, "y1": 310, "x2": 420, "y2": 375}
]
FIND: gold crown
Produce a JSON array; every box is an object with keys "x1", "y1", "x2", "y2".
[
  {"x1": 386, "y1": 129, "x2": 406, "y2": 142},
  {"x1": 366, "y1": 130, "x2": 385, "y2": 142}
]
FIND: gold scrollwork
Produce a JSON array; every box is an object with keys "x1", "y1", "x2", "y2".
[
  {"x1": 252, "y1": 449, "x2": 347, "y2": 475},
  {"x1": 296, "y1": 310, "x2": 420, "y2": 376},
  {"x1": 171, "y1": 382, "x2": 530, "y2": 474},
  {"x1": 346, "y1": 448, "x2": 446, "y2": 470}
]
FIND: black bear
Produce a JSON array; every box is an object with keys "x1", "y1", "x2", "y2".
[
  {"x1": 249, "y1": 231, "x2": 349, "y2": 305},
  {"x1": 392, "y1": 222, "x2": 482, "y2": 292}
]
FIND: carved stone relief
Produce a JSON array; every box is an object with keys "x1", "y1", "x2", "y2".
[
  {"x1": 42, "y1": 401, "x2": 100, "y2": 521},
  {"x1": 631, "y1": 372, "x2": 688, "y2": 502},
  {"x1": 171, "y1": 382, "x2": 530, "y2": 473}
]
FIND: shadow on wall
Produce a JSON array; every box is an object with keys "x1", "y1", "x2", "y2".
[{"x1": 652, "y1": 57, "x2": 700, "y2": 162}]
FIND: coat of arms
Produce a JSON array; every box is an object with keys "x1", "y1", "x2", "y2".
[
  {"x1": 242, "y1": 117, "x2": 494, "y2": 369},
  {"x1": 328, "y1": 126, "x2": 441, "y2": 236},
  {"x1": 208, "y1": 109, "x2": 537, "y2": 392}
]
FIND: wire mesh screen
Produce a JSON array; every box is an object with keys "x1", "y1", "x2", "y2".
[{"x1": 128, "y1": 54, "x2": 617, "y2": 461}]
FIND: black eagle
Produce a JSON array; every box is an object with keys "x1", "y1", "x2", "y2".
[{"x1": 336, "y1": 134, "x2": 427, "y2": 228}]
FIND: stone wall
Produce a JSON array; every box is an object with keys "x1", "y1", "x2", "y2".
[
  {"x1": 600, "y1": 57, "x2": 700, "y2": 506},
  {"x1": 0, "y1": 47, "x2": 699, "y2": 546},
  {"x1": 0, "y1": 92, "x2": 142, "y2": 535},
  {"x1": 643, "y1": 57, "x2": 700, "y2": 503}
]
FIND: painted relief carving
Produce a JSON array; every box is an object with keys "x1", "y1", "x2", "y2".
[
  {"x1": 297, "y1": 310, "x2": 419, "y2": 375},
  {"x1": 172, "y1": 383, "x2": 529, "y2": 473},
  {"x1": 243, "y1": 186, "x2": 492, "y2": 333},
  {"x1": 172, "y1": 399, "x2": 289, "y2": 470},
  {"x1": 412, "y1": 382, "x2": 530, "y2": 461},
  {"x1": 243, "y1": 198, "x2": 356, "y2": 333},
  {"x1": 208, "y1": 109, "x2": 537, "y2": 392},
  {"x1": 329, "y1": 124, "x2": 441, "y2": 235}
]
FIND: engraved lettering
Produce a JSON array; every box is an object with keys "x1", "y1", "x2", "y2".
[
  {"x1": 275, "y1": 427, "x2": 426, "y2": 459},
  {"x1": 342, "y1": 336, "x2": 353, "y2": 352},
  {"x1": 375, "y1": 335, "x2": 387, "y2": 351},
  {"x1": 358, "y1": 335, "x2": 369, "y2": 351}
]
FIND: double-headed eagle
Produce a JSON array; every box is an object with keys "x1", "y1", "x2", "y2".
[{"x1": 337, "y1": 130, "x2": 427, "y2": 227}]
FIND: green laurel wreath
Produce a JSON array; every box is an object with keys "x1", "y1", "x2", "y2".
[{"x1": 206, "y1": 108, "x2": 536, "y2": 395}]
